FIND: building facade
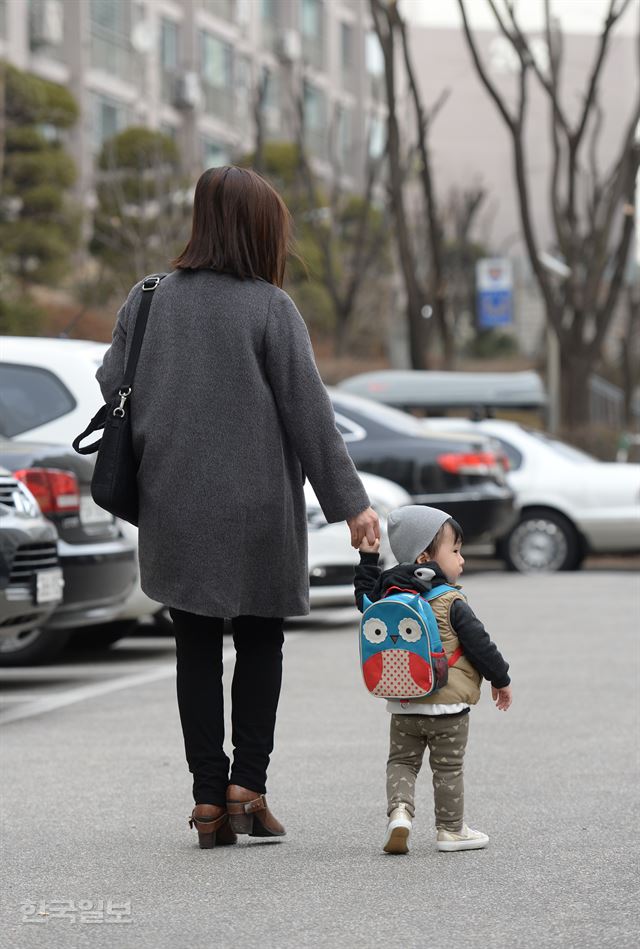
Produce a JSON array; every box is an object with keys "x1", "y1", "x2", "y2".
[{"x1": 0, "y1": 0, "x2": 388, "y2": 204}]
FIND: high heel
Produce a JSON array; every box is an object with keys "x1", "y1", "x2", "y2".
[
  {"x1": 188, "y1": 805, "x2": 237, "y2": 849},
  {"x1": 226, "y1": 784, "x2": 286, "y2": 838}
]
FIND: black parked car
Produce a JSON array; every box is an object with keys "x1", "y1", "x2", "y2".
[
  {"x1": 329, "y1": 390, "x2": 516, "y2": 544},
  {"x1": 0, "y1": 439, "x2": 137, "y2": 665}
]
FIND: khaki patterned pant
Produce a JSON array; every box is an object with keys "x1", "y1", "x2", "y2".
[{"x1": 386, "y1": 712, "x2": 470, "y2": 832}]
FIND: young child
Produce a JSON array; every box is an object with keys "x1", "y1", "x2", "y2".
[{"x1": 354, "y1": 505, "x2": 512, "y2": 854}]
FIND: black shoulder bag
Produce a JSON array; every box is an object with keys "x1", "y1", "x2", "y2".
[{"x1": 72, "y1": 274, "x2": 166, "y2": 526}]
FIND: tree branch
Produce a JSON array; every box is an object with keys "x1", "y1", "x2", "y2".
[
  {"x1": 572, "y1": 0, "x2": 632, "y2": 152},
  {"x1": 457, "y1": 0, "x2": 516, "y2": 131}
]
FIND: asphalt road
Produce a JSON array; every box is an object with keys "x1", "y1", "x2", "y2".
[{"x1": 0, "y1": 572, "x2": 638, "y2": 949}]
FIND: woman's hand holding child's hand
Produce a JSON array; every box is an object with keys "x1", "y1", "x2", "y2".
[
  {"x1": 359, "y1": 537, "x2": 381, "y2": 555},
  {"x1": 491, "y1": 685, "x2": 512, "y2": 711}
]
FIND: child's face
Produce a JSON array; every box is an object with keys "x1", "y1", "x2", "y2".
[{"x1": 417, "y1": 523, "x2": 465, "y2": 584}]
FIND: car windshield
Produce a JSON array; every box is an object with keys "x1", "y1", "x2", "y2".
[
  {"x1": 528, "y1": 430, "x2": 595, "y2": 463},
  {"x1": 330, "y1": 391, "x2": 426, "y2": 436}
]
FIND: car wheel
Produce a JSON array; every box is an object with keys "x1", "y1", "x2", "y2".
[
  {"x1": 0, "y1": 627, "x2": 71, "y2": 666},
  {"x1": 500, "y1": 509, "x2": 579, "y2": 573},
  {"x1": 70, "y1": 620, "x2": 137, "y2": 649}
]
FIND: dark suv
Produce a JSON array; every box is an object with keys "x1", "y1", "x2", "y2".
[{"x1": 329, "y1": 390, "x2": 516, "y2": 544}]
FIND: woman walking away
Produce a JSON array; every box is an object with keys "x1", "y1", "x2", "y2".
[{"x1": 96, "y1": 166, "x2": 379, "y2": 848}]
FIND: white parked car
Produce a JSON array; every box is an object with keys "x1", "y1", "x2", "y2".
[
  {"x1": 1, "y1": 337, "x2": 163, "y2": 627},
  {"x1": 1, "y1": 337, "x2": 411, "y2": 618},
  {"x1": 423, "y1": 418, "x2": 640, "y2": 572},
  {"x1": 306, "y1": 472, "x2": 411, "y2": 606}
]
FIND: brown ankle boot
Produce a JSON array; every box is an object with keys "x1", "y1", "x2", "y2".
[
  {"x1": 226, "y1": 785, "x2": 286, "y2": 838},
  {"x1": 188, "y1": 804, "x2": 237, "y2": 849}
]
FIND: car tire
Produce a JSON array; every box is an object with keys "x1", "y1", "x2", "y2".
[
  {"x1": 498, "y1": 508, "x2": 580, "y2": 573},
  {"x1": 70, "y1": 620, "x2": 137, "y2": 649},
  {"x1": 0, "y1": 626, "x2": 71, "y2": 667}
]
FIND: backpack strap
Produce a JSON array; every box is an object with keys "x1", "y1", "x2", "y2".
[
  {"x1": 448, "y1": 647, "x2": 464, "y2": 667},
  {"x1": 424, "y1": 585, "x2": 459, "y2": 600},
  {"x1": 425, "y1": 586, "x2": 464, "y2": 668}
]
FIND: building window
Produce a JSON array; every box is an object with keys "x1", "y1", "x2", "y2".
[
  {"x1": 365, "y1": 30, "x2": 384, "y2": 99},
  {"x1": 200, "y1": 31, "x2": 233, "y2": 121},
  {"x1": 90, "y1": 0, "x2": 132, "y2": 82},
  {"x1": 29, "y1": 0, "x2": 65, "y2": 60},
  {"x1": 92, "y1": 93, "x2": 128, "y2": 153},
  {"x1": 160, "y1": 18, "x2": 179, "y2": 104},
  {"x1": 202, "y1": 137, "x2": 231, "y2": 169},
  {"x1": 303, "y1": 81, "x2": 327, "y2": 160},
  {"x1": 301, "y1": 0, "x2": 323, "y2": 70}
]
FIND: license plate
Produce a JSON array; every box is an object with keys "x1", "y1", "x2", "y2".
[
  {"x1": 80, "y1": 495, "x2": 113, "y2": 525},
  {"x1": 35, "y1": 569, "x2": 64, "y2": 604}
]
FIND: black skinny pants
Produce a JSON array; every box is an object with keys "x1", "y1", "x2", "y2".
[{"x1": 170, "y1": 608, "x2": 284, "y2": 806}]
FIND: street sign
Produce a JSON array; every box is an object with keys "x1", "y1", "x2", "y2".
[{"x1": 476, "y1": 257, "x2": 513, "y2": 328}]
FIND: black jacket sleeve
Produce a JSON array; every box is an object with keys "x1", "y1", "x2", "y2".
[
  {"x1": 449, "y1": 599, "x2": 511, "y2": 688},
  {"x1": 354, "y1": 553, "x2": 381, "y2": 612}
]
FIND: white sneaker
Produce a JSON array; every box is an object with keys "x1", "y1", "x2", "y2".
[
  {"x1": 383, "y1": 804, "x2": 412, "y2": 854},
  {"x1": 436, "y1": 823, "x2": 489, "y2": 852}
]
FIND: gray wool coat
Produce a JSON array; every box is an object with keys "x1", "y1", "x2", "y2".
[{"x1": 96, "y1": 269, "x2": 370, "y2": 618}]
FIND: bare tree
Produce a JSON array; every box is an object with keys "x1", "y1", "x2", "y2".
[
  {"x1": 293, "y1": 95, "x2": 390, "y2": 356},
  {"x1": 457, "y1": 0, "x2": 640, "y2": 428},
  {"x1": 621, "y1": 285, "x2": 640, "y2": 427},
  {"x1": 252, "y1": 67, "x2": 269, "y2": 176},
  {"x1": 370, "y1": 0, "x2": 431, "y2": 368},
  {"x1": 371, "y1": 0, "x2": 476, "y2": 368},
  {"x1": 443, "y1": 185, "x2": 488, "y2": 343}
]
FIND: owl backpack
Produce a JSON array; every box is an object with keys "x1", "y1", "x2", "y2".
[{"x1": 359, "y1": 576, "x2": 463, "y2": 700}]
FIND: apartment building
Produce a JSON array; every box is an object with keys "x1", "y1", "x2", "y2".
[{"x1": 0, "y1": 0, "x2": 388, "y2": 203}]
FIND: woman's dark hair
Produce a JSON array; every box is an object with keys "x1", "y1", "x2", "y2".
[
  {"x1": 424, "y1": 517, "x2": 464, "y2": 558},
  {"x1": 172, "y1": 166, "x2": 292, "y2": 287}
]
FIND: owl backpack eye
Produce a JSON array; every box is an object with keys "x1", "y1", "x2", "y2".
[
  {"x1": 398, "y1": 618, "x2": 422, "y2": 643},
  {"x1": 363, "y1": 617, "x2": 388, "y2": 644}
]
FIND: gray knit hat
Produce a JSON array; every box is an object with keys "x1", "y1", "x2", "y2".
[{"x1": 387, "y1": 505, "x2": 450, "y2": 564}]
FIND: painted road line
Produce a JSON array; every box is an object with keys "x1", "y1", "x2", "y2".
[{"x1": 0, "y1": 634, "x2": 303, "y2": 725}]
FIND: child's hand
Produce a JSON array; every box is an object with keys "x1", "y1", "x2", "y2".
[
  {"x1": 359, "y1": 537, "x2": 381, "y2": 555},
  {"x1": 491, "y1": 685, "x2": 512, "y2": 711}
]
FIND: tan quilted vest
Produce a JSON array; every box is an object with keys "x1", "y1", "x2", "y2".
[{"x1": 414, "y1": 589, "x2": 482, "y2": 707}]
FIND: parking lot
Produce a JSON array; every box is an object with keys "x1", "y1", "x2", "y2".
[{"x1": 1, "y1": 568, "x2": 637, "y2": 949}]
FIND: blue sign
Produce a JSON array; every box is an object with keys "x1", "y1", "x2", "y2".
[
  {"x1": 477, "y1": 290, "x2": 513, "y2": 328},
  {"x1": 476, "y1": 258, "x2": 513, "y2": 329}
]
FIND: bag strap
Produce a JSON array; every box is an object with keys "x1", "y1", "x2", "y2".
[
  {"x1": 121, "y1": 274, "x2": 166, "y2": 389},
  {"x1": 424, "y1": 585, "x2": 458, "y2": 601},
  {"x1": 71, "y1": 274, "x2": 166, "y2": 457},
  {"x1": 448, "y1": 647, "x2": 463, "y2": 667},
  {"x1": 72, "y1": 404, "x2": 109, "y2": 454},
  {"x1": 425, "y1": 585, "x2": 464, "y2": 667}
]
